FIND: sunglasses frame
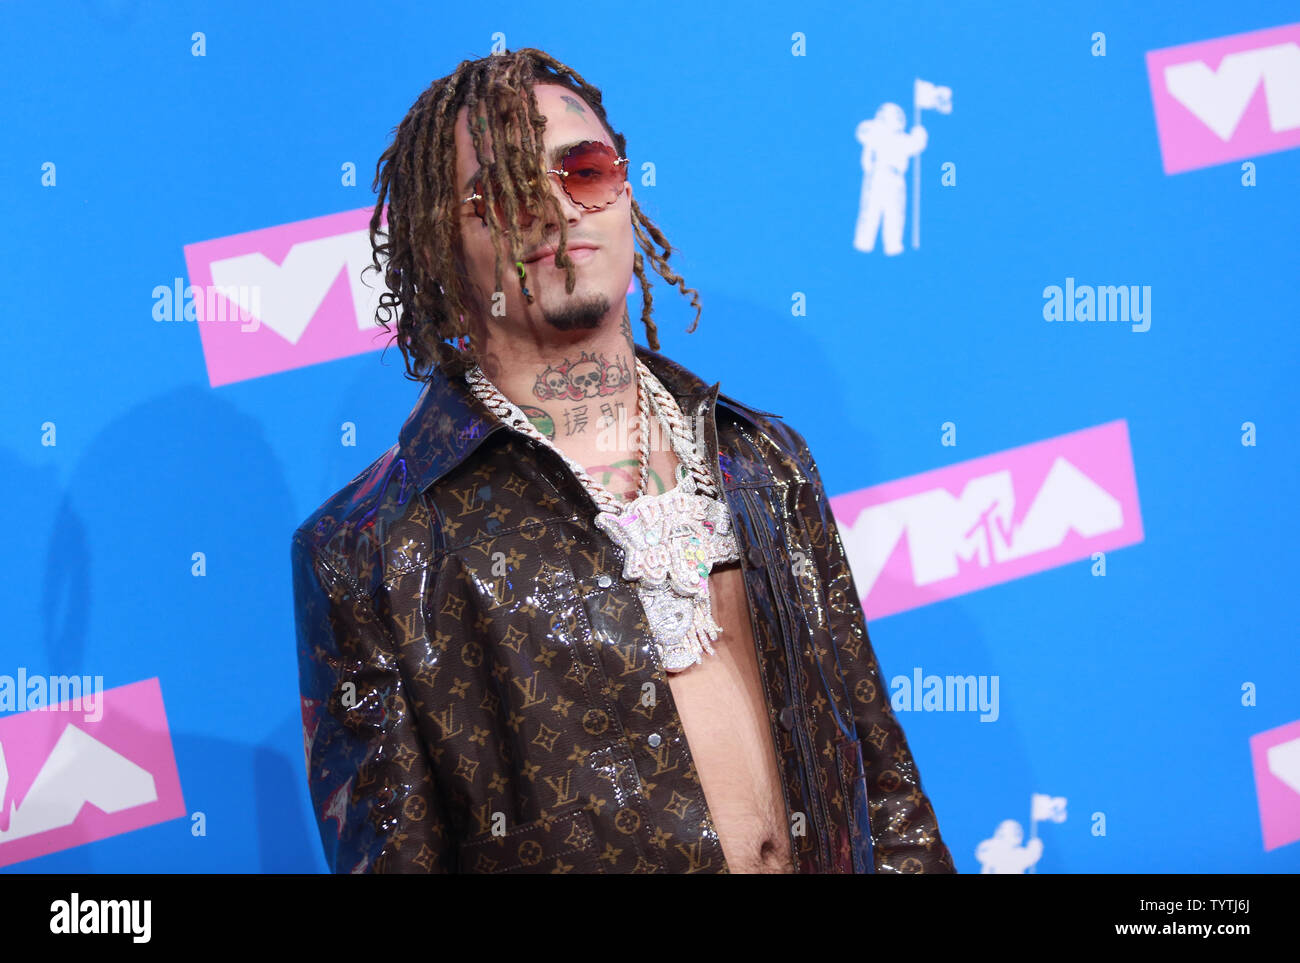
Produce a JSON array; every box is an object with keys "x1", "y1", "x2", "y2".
[{"x1": 461, "y1": 140, "x2": 629, "y2": 224}]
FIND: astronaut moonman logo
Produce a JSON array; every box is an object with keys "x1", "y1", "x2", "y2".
[
  {"x1": 854, "y1": 78, "x2": 952, "y2": 255},
  {"x1": 976, "y1": 793, "x2": 1067, "y2": 873},
  {"x1": 976, "y1": 819, "x2": 1043, "y2": 873}
]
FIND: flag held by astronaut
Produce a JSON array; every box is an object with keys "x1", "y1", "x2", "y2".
[
  {"x1": 1031, "y1": 793, "x2": 1068, "y2": 823},
  {"x1": 915, "y1": 78, "x2": 953, "y2": 113}
]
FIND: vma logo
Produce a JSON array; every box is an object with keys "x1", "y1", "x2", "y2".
[
  {"x1": 1146, "y1": 22, "x2": 1300, "y2": 174},
  {"x1": 829, "y1": 420, "x2": 1144, "y2": 619},
  {"x1": 183, "y1": 208, "x2": 391, "y2": 387},
  {"x1": 0, "y1": 678, "x2": 186, "y2": 867}
]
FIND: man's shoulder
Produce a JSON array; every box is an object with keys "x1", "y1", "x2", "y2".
[
  {"x1": 290, "y1": 441, "x2": 441, "y2": 595},
  {"x1": 713, "y1": 388, "x2": 817, "y2": 483}
]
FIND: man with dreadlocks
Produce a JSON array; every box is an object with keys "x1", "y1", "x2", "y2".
[{"x1": 292, "y1": 47, "x2": 956, "y2": 875}]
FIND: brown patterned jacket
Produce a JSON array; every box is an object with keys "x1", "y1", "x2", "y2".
[{"x1": 291, "y1": 342, "x2": 956, "y2": 873}]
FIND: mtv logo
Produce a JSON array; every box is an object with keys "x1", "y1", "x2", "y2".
[
  {"x1": 183, "y1": 207, "x2": 394, "y2": 387},
  {"x1": 0, "y1": 678, "x2": 186, "y2": 867},
  {"x1": 1146, "y1": 22, "x2": 1300, "y2": 174},
  {"x1": 1250, "y1": 719, "x2": 1300, "y2": 851},
  {"x1": 829, "y1": 420, "x2": 1144, "y2": 619}
]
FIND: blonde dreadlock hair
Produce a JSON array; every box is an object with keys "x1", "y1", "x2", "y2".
[{"x1": 365, "y1": 47, "x2": 703, "y2": 382}]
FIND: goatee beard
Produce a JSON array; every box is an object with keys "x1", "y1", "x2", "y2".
[{"x1": 542, "y1": 292, "x2": 610, "y2": 331}]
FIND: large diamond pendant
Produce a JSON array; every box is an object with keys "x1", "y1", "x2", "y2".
[{"x1": 594, "y1": 468, "x2": 741, "y2": 672}]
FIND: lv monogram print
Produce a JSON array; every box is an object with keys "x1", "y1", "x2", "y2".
[{"x1": 292, "y1": 343, "x2": 956, "y2": 874}]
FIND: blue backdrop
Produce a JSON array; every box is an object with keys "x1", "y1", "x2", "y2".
[{"x1": 2, "y1": 0, "x2": 1296, "y2": 873}]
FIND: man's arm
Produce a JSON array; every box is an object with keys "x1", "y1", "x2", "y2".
[
  {"x1": 292, "y1": 532, "x2": 452, "y2": 873},
  {"x1": 784, "y1": 427, "x2": 957, "y2": 874}
]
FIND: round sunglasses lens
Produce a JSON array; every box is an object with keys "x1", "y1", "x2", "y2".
[{"x1": 562, "y1": 142, "x2": 625, "y2": 208}]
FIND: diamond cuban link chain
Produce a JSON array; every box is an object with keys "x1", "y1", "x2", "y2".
[{"x1": 463, "y1": 358, "x2": 741, "y2": 671}]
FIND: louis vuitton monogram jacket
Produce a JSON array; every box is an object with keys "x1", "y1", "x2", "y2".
[{"x1": 291, "y1": 342, "x2": 956, "y2": 874}]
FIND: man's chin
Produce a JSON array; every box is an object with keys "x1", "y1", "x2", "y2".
[{"x1": 536, "y1": 290, "x2": 612, "y2": 332}]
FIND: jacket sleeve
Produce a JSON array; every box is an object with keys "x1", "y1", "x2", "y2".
[
  {"x1": 786, "y1": 428, "x2": 958, "y2": 874},
  {"x1": 292, "y1": 531, "x2": 453, "y2": 873}
]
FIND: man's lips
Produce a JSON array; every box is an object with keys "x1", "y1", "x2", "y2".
[{"x1": 523, "y1": 242, "x2": 598, "y2": 264}]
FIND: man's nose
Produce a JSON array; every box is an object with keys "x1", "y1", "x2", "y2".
[
  {"x1": 539, "y1": 173, "x2": 585, "y2": 228},
  {"x1": 511, "y1": 172, "x2": 583, "y2": 233}
]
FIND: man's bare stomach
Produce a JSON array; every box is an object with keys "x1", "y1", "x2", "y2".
[{"x1": 666, "y1": 559, "x2": 793, "y2": 873}]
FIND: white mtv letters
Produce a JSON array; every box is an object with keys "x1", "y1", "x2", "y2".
[
  {"x1": 1165, "y1": 42, "x2": 1300, "y2": 141},
  {"x1": 0, "y1": 726, "x2": 158, "y2": 842},
  {"x1": 839, "y1": 457, "x2": 1125, "y2": 597},
  {"x1": 208, "y1": 229, "x2": 385, "y2": 344}
]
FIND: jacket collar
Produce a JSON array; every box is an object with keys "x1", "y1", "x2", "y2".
[{"x1": 395, "y1": 342, "x2": 779, "y2": 496}]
